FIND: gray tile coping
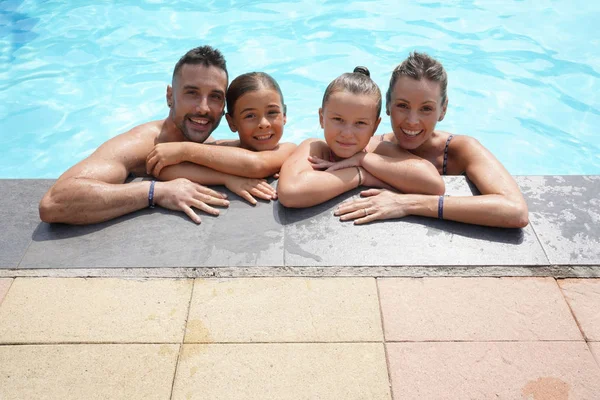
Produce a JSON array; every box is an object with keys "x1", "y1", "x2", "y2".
[{"x1": 0, "y1": 176, "x2": 598, "y2": 275}]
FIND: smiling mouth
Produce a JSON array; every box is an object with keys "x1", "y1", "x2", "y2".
[
  {"x1": 188, "y1": 116, "x2": 211, "y2": 127},
  {"x1": 402, "y1": 128, "x2": 423, "y2": 137},
  {"x1": 336, "y1": 141, "x2": 356, "y2": 147},
  {"x1": 253, "y1": 134, "x2": 274, "y2": 141}
]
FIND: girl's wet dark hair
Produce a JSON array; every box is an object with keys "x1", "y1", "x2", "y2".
[
  {"x1": 322, "y1": 66, "x2": 382, "y2": 117},
  {"x1": 226, "y1": 72, "x2": 286, "y2": 115},
  {"x1": 385, "y1": 51, "x2": 448, "y2": 112}
]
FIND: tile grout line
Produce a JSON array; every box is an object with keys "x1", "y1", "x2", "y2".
[
  {"x1": 554, "y1": 278, "x2": 588, "y2": 342},
  {"x1": 528, "y1": 218, "x2": 552, "y2": 266},
  {"x1": 375, "y1": 277, "x2": 395, "y2": 400},
  {"x1": 14, "y1": 237, "x2": 35, "y2": 270},
  {"x1": 0, "y1": 278, "x2": 15, "y2": 308},
  {"x1": 169, "y1": 278, "x2": 196, "y2": 400}
]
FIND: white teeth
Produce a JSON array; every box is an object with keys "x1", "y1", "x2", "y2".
[
  {"x1": 190, "y1": 118, "x2": 208, "y2": 125},
  {"x1": 403, "y1": 129, "x2": 421, "y2": 137},
  {"x1": 255, "y1": 134, "x2": 272, "y2": 140}
]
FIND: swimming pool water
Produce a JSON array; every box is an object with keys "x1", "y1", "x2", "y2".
[{"x1": 1, "y1": 0, "x2": 599, "y2": 178}]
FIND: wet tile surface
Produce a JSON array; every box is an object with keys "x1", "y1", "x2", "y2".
[
  {"x1": 387, "y1": 342, "x2": 600, "y2": 399},
  {"x1": 0, "y1": 344, "x2": 179, "y2": 400},
  {"x1": 172, "y1": 343, "x2": 391, "y2": 400},
  {"x1": 559, "y1": 279, "x2": 600, "y2": 340},
  {"x1": 379, "y1": 277, "x2": 581, "y2": 341},
  {"x1": 19, "y1": 182, "x2": 284, "y2": 268},
  {"x1": 283, "y1": 177, "x2": 548, "y2": 266},
  {"x1": 0, "y1": 180, "x2": 53, "y2": 268},
  {"x1": 517, "y1": 176, "x2": 600, "y2": 265},
  {"x1": 0, "y1": 278, "x2": 192, "y2": 343},
  {"x1": 185, "y1": 278, "x2": 382, "y2": 343}
]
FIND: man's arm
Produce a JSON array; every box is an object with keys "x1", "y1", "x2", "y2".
[
  {"x1": 146, "y1": 142, "x2": 297, "y2": 178},
  {"x1": 39, "y1": 126, "x2": 229, "y2": 225}
]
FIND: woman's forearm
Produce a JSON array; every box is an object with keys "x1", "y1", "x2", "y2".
[{"x1": 407, "y1": 194, "x2": 529, "y2": 228}]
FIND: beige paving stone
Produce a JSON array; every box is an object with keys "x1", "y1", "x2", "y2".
[
  {"x1": 0, "y1": 278, "x2": 12, "y2": 305},
  {"x1": 0, "y1": 344, "x2": 179, "y2": 400},
  {"x1": 378, "y1": 277, "x2": 581, "y2": 341},
  {"x1": 589, "y1": 342, "x2": 600, "y2": 368},
  {"x1": 387, "y1": 342, "x2": 600, "y2": 399},
  {"x1": 185, "y1": 278, "x2": 382, "y2": 343},
  {"x1": 0, "y1": 278, "x2": 192, "y2": 343},
  {"x1": 559, "y1": 279, "x2": 600, "y2": 340},
  {"x1": 172, "y1": 343, "x2": 391, "y2": 400}
]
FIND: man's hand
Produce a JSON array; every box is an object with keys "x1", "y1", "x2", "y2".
[
  {"x1": 224, "y1": 175, "x2": 277, "y2": 205},
  {"x1": 154, "y1": 178, "x2": 229, "y2": 224},
  {"x1": 146, "y1": 143, "x2": 187, "y2": 176}
]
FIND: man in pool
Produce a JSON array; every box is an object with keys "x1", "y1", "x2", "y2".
[{"x1": 39, "y1": 45, "x2": 279, "y2": 225}]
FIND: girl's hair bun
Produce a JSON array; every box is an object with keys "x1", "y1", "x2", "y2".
[{"x1": 353, "y1": 66, "x2": 370, "y2": 77}]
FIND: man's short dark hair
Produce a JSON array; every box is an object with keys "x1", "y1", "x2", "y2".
[{"x1": 172, "y1": 45, "x2": 228, "y2": 82}]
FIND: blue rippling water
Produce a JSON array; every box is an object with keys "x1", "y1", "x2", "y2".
[{"x1": 0, "y1": 0, "x2": 599, "y2": 177}]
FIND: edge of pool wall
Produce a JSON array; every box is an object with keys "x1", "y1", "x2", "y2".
[{"x1": 1, "y1": 176, "x2": 599, "y2": 278}]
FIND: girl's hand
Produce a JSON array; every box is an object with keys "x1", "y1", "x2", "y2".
[
  {"x1": 146, "y1": 143, "x2": 186, "y2": 176},
  {"x1": 308, "y1": 152, "x2": 365, "y2": 172},
  {"x1": 224, "y1": 175, "x2": 277, "y2": 205},
  {"x1": 334, "y1": 189, "x2": 410, "y2": 225}
]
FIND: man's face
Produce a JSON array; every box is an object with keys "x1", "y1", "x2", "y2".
[{"x1": 168, "y1": 63, "x2": 228, "y2": 143}]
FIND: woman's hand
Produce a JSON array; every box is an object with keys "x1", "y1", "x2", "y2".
[
  {"x1": 334, "y1": 189, "x2": 412, "y2": 224},
  {"x1": 146, "y1": 143, "x2": 186, "y2": 176},
  {"x1": 308, "y1": 152, "x2": 365, "y2": 172},
  {"x1": 224, "y1": 175, "x2": 277, "y2": 205}
]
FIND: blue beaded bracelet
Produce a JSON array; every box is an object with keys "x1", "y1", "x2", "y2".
[
  {"x1": 148, "y1": 180, "x2": 156, "y2": 208},
  {"x1": 437, "y1": 195, "x2": 444, "y2": 220}
]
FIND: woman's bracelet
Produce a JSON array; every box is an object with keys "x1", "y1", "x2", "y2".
[
  {"x1": 355, "y1": 166, "x2": 363, "y2": 187},
  {"x1": 437, "y1": 195, "x2": 445, "y2": 219}
]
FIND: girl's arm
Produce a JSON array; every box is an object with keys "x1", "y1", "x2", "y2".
[
  {"x1": 146, "y1": 142, "x2": 297, "y2": 178},
  {"x1": 277, "y1": 139, "x2": 366, "y2": 208}
]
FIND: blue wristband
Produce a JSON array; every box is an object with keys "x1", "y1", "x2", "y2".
[
  {"x1": 437, "y1": 195, "x2": 444, "y2": 220},
  {"x1": 148, "y1": 180, "x2": 156, "y2": 208}
]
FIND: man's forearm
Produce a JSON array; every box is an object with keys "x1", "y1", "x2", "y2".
[{"x1": 39, "y1": 178, "x2": 152, "y2": 224}]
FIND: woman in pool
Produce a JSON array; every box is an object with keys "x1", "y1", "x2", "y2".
[
  {"x1": 146, "y1": 72, "x2": 296, "y2": 205},
  {"x1": 333, "y1": 52, "x2": 529, "y2": 228},
  {"x1": 278, "y1": 67, "x2": 444, "y2": 208}
]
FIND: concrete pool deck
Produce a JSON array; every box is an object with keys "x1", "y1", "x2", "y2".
[{"x1": 1, "y1": 175, "x2": 599, "y2": 398}]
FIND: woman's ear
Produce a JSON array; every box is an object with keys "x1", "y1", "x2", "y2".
[
  {"x1": 439, "y1": 97, "x2": 448, "y2": 121},
  {"x1": 225, "y1": 113, "x2": 237, "y2": 132},
  {"x1": 283, "y1": 104, "x2": 287, "y2": 125},
  {"x1": 386, "y1": 105, "x2": 390, "y2": 116}
]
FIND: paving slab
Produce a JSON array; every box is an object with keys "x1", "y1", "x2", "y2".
[
  {"x1": 19, "y1": 182, "x2": 284, "y2": 268},
  {"x1": 517, "y1": 175, "x2": 600, "y2": 265},
  {"x1": 0, "y1": 344, "x2": 179, "y2": 400},
  {"x1": 0, "y1": 180, "x2": 53, "y2": 268},
  {"x1": 185, "y1": 277, "x2": 382, "y2": 343},
  {"x1": 283, "y1": 176, "x2": 548, "y2": 267},
  {"x1": 387, "y1": 342, "x2": 600, "y2": 399},
  {"x1": 559, "y1": 278, "x2": 600, "y2": 340},
  {"x1": 172, "y1": 343, "x2": 391, "y2": 400},
  {"x1": 379, "y1": 277, "x2": 581, "y2": 341},
  {"x1": 0, "y1": 278, "x2": 192, "y2": 343},
  {"x1": 0, "y1": 279, "x2": 12, "y2": 305}
]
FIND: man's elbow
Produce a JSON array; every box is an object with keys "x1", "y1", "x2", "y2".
[{"x1": 39, "y1": 193, "x2": 61, "y2": 223}]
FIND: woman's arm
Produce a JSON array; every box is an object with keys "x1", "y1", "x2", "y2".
[
  {"x1": 335, "y1": 136, "x2": 529, "y2": 228},
  {"x1": 277, "y1": 139, "x2": 365, "y2": 208},
  {"x1": 146, "y1": 142, "x2": 297, "y2": 178}
]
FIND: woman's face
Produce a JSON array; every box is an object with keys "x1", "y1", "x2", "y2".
[
  {"x1": 388, "y1": 76, "x2": 447, "y2": 150},
  {"x1": 226, "y1": 88, "x2": 286, "y2": 151},
  {"x1": 320, "y1": 91, "x2": 381, "y2": 159}
]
